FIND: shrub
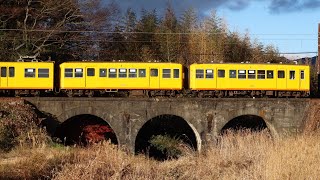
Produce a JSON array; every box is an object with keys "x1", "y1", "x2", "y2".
[
  {"x1": 149, "y1": 134, "x2": 188, "y2": 160},
  {"x1": 0, "y1": 99, "x2": 51, "y2": 152}
]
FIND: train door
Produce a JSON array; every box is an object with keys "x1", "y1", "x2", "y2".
[
  {"x1": 299, "y1": 69, "x2": 307, "y2": 90},
  {"x1": 287, "y1": 69, "x2": 299, "y2": 90},
  {"x1": 217, "y1": 69, "x2": 227, "y2": 89},
  {"x1": 149, "y1": 68, "x2": 160, "y2": 89},
  {"x1": 276, "y1": 69, "x2": 286, "y2": 90},
  {"x1": 85, "y1": 67, "x2": 96, "y2": 88},
  {"x1": 0, "y1": 67, "x2": 8, "y2": 88}
]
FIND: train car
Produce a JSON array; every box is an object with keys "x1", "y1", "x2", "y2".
[
  {"x1": 0, "y1": 61, "x2": 54, "y2": 96},
  {"x1": 59, "y1": 62, "x2": 183, "y2": 97},
  {"x1": 189, "y1": 63, "x2": 310, "y2": 97}
]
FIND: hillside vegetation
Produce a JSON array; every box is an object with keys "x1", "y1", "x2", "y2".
[{"x1": 0, "y1": 0, "x2": 283, "y2": 64}]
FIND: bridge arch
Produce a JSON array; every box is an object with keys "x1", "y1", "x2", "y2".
[
  {"x1": 55, "y1": 114, "x2": 118, "y2": 146},
  {"x1": 55, "y1": 106, "x2": 124, "y2": 145},
  {"x1": 134, "y1": 114, "x2": 201, "y2": 160},
  {"x1": 220, "y1": 114, "x2": 276, "y2": 136}
]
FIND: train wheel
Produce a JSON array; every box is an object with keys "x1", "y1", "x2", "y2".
[
  {"x1": 144, "y1": 90, "x2": 150, "y2": 98},
  {"x1": 14, "y1": 90, "x2": 20, "y2": 97},
  {"x1": 170, "y1": 90, "x2": 176, "y2": 98},
  {"x1": 67, "y1": 90, "x2": 73, "y2": 97},
  {"x1": 228, "y1": 91, "x2": 234, "y2": 97},
  {"x1": 250, "y1": 91, "x2": 255, "y2": 97},
  {"x1": 88, "y1": 90, "x2": 94, "y2": 98},
  {"x1": 218, "y1": 91, "x2": 224, "y2": 98},
  {"x1": 122, "y1": 91, "x2": 130, "y2": 97},
  {"x1": 34, "y1": 90, "x2": 40, "y2": 97}
]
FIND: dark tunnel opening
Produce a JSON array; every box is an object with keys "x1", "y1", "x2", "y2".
[
  {"x1": 221, "y1": 115, "x2": 269, "y2": 134},
  {"x1": 135, "y1": 114, "x2": 198, "y2": 161},
  {"x1": 54, "y1": 114, "x2": 118, "y2": 146}
]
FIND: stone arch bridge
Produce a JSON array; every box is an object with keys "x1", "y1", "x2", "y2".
[{"x1": 23, "y1": 97, "x2": 313, "y2": 153}]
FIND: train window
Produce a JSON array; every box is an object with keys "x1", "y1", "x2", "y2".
[
  {"x1": 25, "y1": 68, "x2": 35, "y2": 78},
  {"x1": 75, "y1": 68, "x2": 83, "y2": 78},
  {"x1": 109, "y1": 68, "x2": 117, "y2": 78},
  {"x1": 248, "y1": 70, "x2": 256, "y2": 79},
  {"x1": 1, "y1": 67, "x2": 6, "y2": 77},
  {"x1": 196, "y1": 69, "x2": 204, "y2": 78},
  {"x1": 218, "y1": 69, "x2": 225, "y2": 78},
  {"x1": 99, "y1": 68, "x2": 107, "y2": 77},
  {"x1": 238, "y1": 70, "x2": 246, "y2": 79},
  {"x1": 65, "y1": 68, "x2": 73, "y2": 77},
  {"x1": 38, "y1": 68, "x2": 49, "y2": 78},
  {"x1": 87, "y1": 68, "x2": 95, "y2": 76},
  {"x1": 151, "y1": 69, "x2": 158, "y2": 77},
  {"x1": 139, "y1": 69, "x2": 146, "y2": 77},
  {"x1": 289, "y1": 70, "x2": 295, "y2": 80},
  {"x1": 162, "y1": 69, "x2": 171, "y2": 78},
  {"x1": 267, "y1": 70, "x2": 274, "y2": 79},
  {"x1": 229, "y1": 70, "x2": 236, "y2": 78},
  {"x1": 278, "y1": 70, "x2": 285, "y2": 78},
  {"x1": 257, "y1": 70, "x2": 265, "y2": 79},
  {"x1": 9, "y1": 67, "x2": 14, "y2": 77},
  {"x1": 300, "y1": 70, "x2": 305, "y2": 79},
  {"x1": 174, "y1": 69, "x2": 180, "y2": 78},
  {"x1": 119, "y1": 68, "x2": 127, "y2": 78},
  {"x1": 129, "y1": 69, "x2": 137, "y2": 78},
  {"x1": 206, "y1": 69, "x2": 214, "y2": 78}
]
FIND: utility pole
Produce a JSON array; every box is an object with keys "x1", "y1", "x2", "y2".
[{"x1": 318, "y1": 24, "x2": 320, "y2": 93}]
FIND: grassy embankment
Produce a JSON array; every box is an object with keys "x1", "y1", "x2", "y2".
[
  {"x1": 1, "y1": 132, "x2": 320, "y2": 179},
  {"x1": 1, "y1": 98, "x2": 320, "y2": 179}
]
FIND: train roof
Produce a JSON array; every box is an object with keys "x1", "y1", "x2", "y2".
[
  {"x1": 60, "y1": 61, "x2": 181, "y2": 64},
  {"x1": 0, "y1": 61, "x2": 54, "y2": 63},
  {"x1": 190, "y1": 63, "x2": 310, "y2": 66}
]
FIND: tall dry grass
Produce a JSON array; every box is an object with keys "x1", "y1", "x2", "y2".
[
  {"x1": 1, "y1": 130, "x2": 320, "y2": 179},
  {"x1": 55, "y1": 131, "x2": 320, "y2": 179}
]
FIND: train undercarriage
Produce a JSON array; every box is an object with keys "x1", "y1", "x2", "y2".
[
  {"x1": 60, "y1": 89, "x2": 310, "y2": 98},
  {"x1": 0, "y1": 89, "x2": 309, "y2": 98},
  {"x1": 191, "y1": 90, "x2": 309, "y2": 98}
]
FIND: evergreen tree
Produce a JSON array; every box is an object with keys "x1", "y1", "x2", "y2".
[
  {"x1": 178, "y1": 7, "x2": 198, "y2": 65},
  {"x1": 156, "y1": 2, "x2": 180, "y2": 62},
  {"x1": 121, "y1": 8, "x2": 139, "y2": 61},
  {"x1": 136, "y1": 9, "x2": 160, "y2": 61},
  {"x1": 201, "y1": 10, "x2": 224, "y2": 63}
]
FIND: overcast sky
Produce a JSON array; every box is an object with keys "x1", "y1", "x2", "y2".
[
  {"x1": 107, "y1": 0, "x2": 320, "y2": 14},
  {"x1": 105, "y1": 0, "x2": 320, "y2": 58}
]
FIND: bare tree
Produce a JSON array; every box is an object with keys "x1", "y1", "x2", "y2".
[
  {"x1": 0, "y1": 0, "x2": 86, "y2": 60},
  {"x1": 0, "y1": 0, "x2": 121, "y2": 61}
]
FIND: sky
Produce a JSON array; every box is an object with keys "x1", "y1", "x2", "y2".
[
  {"x1": 216, "y1": 1, "x2": 320, "y2": 59},
  {"x1": 106, "y1": 0, "x2": 320, "y2": 59}
]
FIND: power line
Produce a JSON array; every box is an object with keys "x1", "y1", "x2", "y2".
[
  {"x1": 0, "y1": 28, "x2": 224, "y2": 35},
  {"x1": 278, "y1": 52, "x2": 317, "y2": 54},
  {"x1": 0, "y1": 29, "x2": 319, "y2": 36},
  {"x1": 259, "y1": 39, "x2": 317, "y2": 41},
  {"x1": 0, "y1": 37, "x2": 317, "y2": 44},
  {"x1": 0, "y1": 50, "x2": 316, "y2": 55}
]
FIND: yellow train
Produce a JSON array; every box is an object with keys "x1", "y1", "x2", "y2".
[
  {"x1": 189, "y1": 63, "x2": 310, "y2": 97},
  {"x1": 0, "y1": 61, "x2": 311, "y2": 98},
  {"x1": 0, "y1": 61, "x2": 54, "y2": 96},
  {"x1": 59, "y1": 62, "x2": 183, "y2": 97}
]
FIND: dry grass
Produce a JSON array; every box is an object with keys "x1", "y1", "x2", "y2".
[
  {"x1": 1, "y1": 130, "x2": 320, "y2": 179},
  {"x1": 2, "y1": 99, "x2": 320, "y2": 179},
  {"x1": 0, "y1": 146, "x2": 75, "y2": 179},
  {"x1": 54, "y1": 131, "x2": 320, "y2": 179}
]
